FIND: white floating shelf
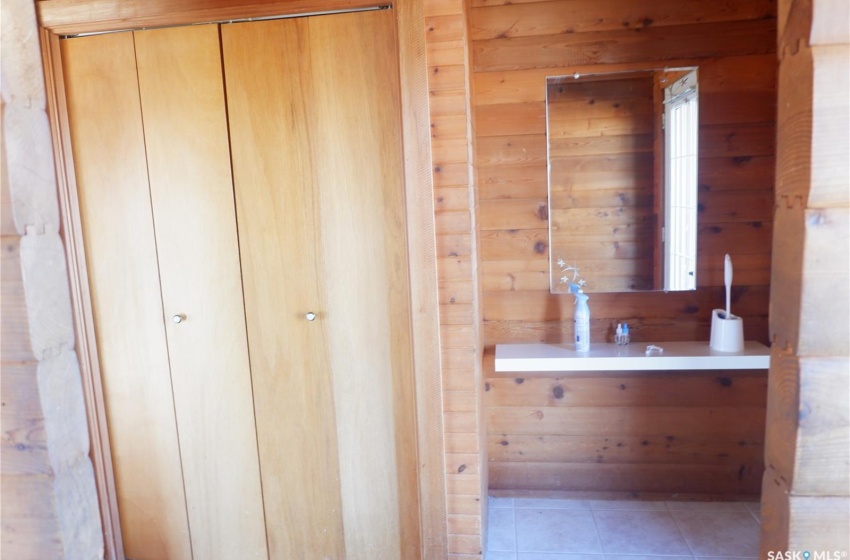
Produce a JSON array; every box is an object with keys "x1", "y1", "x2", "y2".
[{"x1": 495, "y1": 341, "x2": 770, "y2": 372}]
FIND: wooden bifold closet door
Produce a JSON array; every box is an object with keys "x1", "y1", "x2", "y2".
[{"x1": 61, "y1": 9, "x2": 419, "y2": 560}]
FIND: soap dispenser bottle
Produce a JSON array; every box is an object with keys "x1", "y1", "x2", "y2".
[{"x1": 570, "y1": 284, "x2": 590, "y2": 352}]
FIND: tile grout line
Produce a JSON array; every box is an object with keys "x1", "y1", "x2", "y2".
[
  {"x1": 665, "y1": 501, "x2": 697, "y2": 559},
  {"x1": 487, "y1": 499, "x2": 516, "y2": 557},
  {"x1": 589, "y1": 508, "x2": 606, "y2": 557},
  {"x1": 512, "y1": 502, "x2": 518, "y2": 556},
  {"x1": 748, "y1": 504, "x2": 761, "y2": 525}
]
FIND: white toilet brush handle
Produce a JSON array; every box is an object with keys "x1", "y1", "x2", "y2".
[{"x1": 724, "y1": 254, "x2": 733, "y2": 318}]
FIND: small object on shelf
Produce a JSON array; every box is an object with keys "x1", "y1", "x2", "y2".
[
  {"x1": 710, "y1": 254, "x2": 744, "y2": 352},
  {"x1": 645, "y1": 344, "x2": 664, "y2": 355},
  {"x1": 570, "y1": 283, "x2": 590, "y2": 352},
  {"x1": 558, "y1": 260, "x2": 591, "y2": 352},
  {"x1": 614, "y1": 323, "x2": 630, "y2": 345},
  {"x1": 710, "y1": 309, "x2": 744, "y2": 352}
]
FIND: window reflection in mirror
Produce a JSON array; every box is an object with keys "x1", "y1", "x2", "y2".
[
  {"x1": 663, "y1": 70, "x2": 699, "y2": 291},
  {"x1": 547, "y1": 67, "x2": 699, "y2": 294}
]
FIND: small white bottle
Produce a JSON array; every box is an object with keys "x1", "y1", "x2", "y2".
[{"x1": 573, "y1": 291, "x2": 590, "y2": 352}]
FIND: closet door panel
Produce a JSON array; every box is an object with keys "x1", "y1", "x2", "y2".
[
  {"x1": 221, "y1": 19, "x2": 346, "y2": 559},
  {"x1": 134, "y1": 25, "x2": 268, "y2": 560},
  {"x1": 308, "y1": 11, "x2": 421, "y2": 559},
  {"x1": 224, "y1": 10, "x2": 421, "y2": 559},
  {"x1": 61, "y1": 33, "x2": 192, "y2": 560}
]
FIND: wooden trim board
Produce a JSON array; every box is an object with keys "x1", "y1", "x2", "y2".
[
  {"x1": 395, "y1": 0, "x2": 451, "y2": 556},
  {"x1": 40, "y1": 29, "x2": 124, "y2": 560},
  {"x1": 37, "y1": 0, "x2": 389, "y2": 35}
]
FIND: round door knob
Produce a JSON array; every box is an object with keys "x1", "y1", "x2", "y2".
[
  {"x1": 305, "y1": 312, "x2": 317, "y2": 321},
  {"x1": 172, "y1": 314, "x2": 186, "y2": 324}
]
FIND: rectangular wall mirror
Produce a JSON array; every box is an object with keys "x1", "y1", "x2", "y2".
[{"x1": 547, "y1": 67, "x2": 699, "y2": 294}]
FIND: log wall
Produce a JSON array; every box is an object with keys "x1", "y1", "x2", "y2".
[
  {"x1": 1, "y1": 1, "x2": 103, "y2": 558},
  {"x1": 760, "y1": 0, "x2": 850, "y2": 553}
]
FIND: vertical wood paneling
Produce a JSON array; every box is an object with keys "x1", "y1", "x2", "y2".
[
  {"x1": 309, "y1": 11, "x2": 420, "y2": 558},
  {"x1": 224, "y1": 10, "x2": 419, "y2": 559},
  {"x1": 61, "y1": 32, "x2": 192, "y2": 560},
  {"x1": 133, "y1": 25, "x2": 268, "y2": 560},
  {"x1": 37, "y1": 2, "x2": 449, "y2": 558},
  {"x1": 470, "y1": 0, "x2": 776, "y2": 496},
  {"x1": 222, "y1": 19, "x2": 346, "y2": 559}
]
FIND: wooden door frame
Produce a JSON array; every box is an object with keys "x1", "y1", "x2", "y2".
[{"x1": 38, "y1": 1, "x2": 447, "y2": 559}]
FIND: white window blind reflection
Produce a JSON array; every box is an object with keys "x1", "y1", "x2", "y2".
[{"x1": 664, "y1": 71, "x2": 698, "y2": 291}]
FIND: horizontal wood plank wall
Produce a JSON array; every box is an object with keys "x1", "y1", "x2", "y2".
[
  {"x1": 548, "y1": 74, "x2": 657, "y2": 292},
  {"x1": 487, "y1": 372, "x2": 767, "y2": 493},
  {"x1": 424, "y1": 0, "x2": 487, "y2": 556},
  {"x1": 470, "y1": 0, "x2": 777, "y2": 495}
]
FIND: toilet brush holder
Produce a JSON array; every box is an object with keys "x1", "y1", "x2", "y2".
[{"x1": 710, "y1": 309, "x2": 744, "y2": 352}]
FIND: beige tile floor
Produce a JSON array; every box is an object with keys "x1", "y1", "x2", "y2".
[{"x1": 486, "y1": 497, "x2": 761, "y2": 560}]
